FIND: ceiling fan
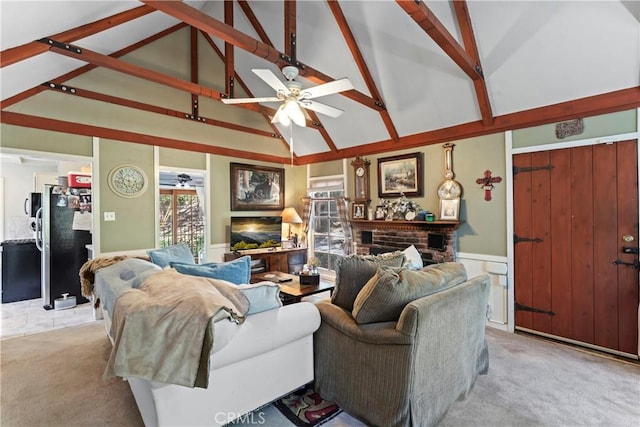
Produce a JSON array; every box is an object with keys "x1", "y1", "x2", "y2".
[{"x1": 221, "y1": 65, "x2": 354, "y2": 127}]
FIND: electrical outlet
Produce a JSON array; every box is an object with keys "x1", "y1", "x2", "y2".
[{"x1": 104, "y1": 211, "x2": 116, "y2": 221}]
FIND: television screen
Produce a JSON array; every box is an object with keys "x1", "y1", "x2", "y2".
[
  {"x1": 427, "y1": 232, "x2": 446, "y2": 251},
  {"x1": 230, "y1": 216, "x2": 282, "y2": 251}
]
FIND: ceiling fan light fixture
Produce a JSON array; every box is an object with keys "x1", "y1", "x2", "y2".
[
  {"x1": 285, "y1": 100, "x2": 306, "y2": 127},
  {"x1": 272, "y1": 104, "x2": 291, "y2": 126}
]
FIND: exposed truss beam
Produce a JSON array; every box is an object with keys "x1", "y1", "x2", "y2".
[
  {"x1": 2, "y1": 23, "x2": 187, "y2": 109},
  {"x1": 453, "y1": 0, "x2": 493, "y2": 126},
  {"x1": 1, "y1": 5, "x2": 155, "y2": 68},
  {"x1": 140, "y1": 0, "x2": 384, "y2": 112},
  {"x1": 327, "y1": 0, "x2": 398, "y2": 142},
  {"x1": 41, "y1": 82, "x2": 280, "y2": 139},
  {"x1": 0, "y1": 111, "x2": 291, "y2": 164},
  {"x1": 396, "y1": 0, "x2": 483, "y2": 80},
  {"x1": 190, "y1": 26, "x2": 200, "y2": 118},
  {"x1": 237, "y1": 1, "x2": 273, "y2": 47},
  {"x1": 236, "y1": 0, "x2": 336, "y2": 152},
  {"x1": 39, "y1": 38, "x2": 265, "y2": 114},
  {"x1": 224, "y1": 1, "x2": 235, "y2": 98},
  {"x1": 297, "y1": 87, "x2": 640, "y2": 164},
  {"x1": 284, "y1": 1, "x2": 296, "y2": 60}
]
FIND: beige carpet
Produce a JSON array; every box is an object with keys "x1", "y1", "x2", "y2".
[
  {"x1": 0, "y1": 321, "x2": 143, "y2": 427},
  {"x1": 1, "y1": 321, "x2": 639, "y2": 427}
]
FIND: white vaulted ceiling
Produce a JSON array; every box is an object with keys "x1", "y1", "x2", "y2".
[{"x1": 1, "y1": 1, "x2": 639, "y2": 163}]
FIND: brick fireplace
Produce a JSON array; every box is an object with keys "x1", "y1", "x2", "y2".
[{"x1": 350, "y1": 220, "x2": 461, "y2": 263}]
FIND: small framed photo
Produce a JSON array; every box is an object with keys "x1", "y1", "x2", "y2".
[
  {"x1": 352, "y1": 202, "x2": 366, "y2": 219},
  {"x1": 374, "y1": 205, "x2": 386, "y2": 220},
  {"x1": 281, "y1": 240, "x2": 296, "y2": 249},
  {"x1": 439, "y1": 198, "x2": 460, "y2": 221}
]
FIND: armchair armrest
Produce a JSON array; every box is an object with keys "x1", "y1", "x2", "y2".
[{"x1": 315, "y1": 301, "x2": 413, "y2": 345}]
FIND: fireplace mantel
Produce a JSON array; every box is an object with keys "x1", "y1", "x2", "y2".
[
  {"x1": 350, "y1": 220, "x2": 460, "y2": 262},
  {"x1": 350, "y1": 220, "x2": 461, "y2": 232}
]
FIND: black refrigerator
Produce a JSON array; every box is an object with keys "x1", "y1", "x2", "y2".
[{"x1": 36, "y1": 184, "x2": 92, "y2": 310}]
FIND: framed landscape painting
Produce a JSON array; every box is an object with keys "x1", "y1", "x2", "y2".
[
  {"x1": 230, "y1": 163, "x2": 284, "y2": 211},
  {"x1": 377, "y1": 152, "x2": 423, "y2": 198}
]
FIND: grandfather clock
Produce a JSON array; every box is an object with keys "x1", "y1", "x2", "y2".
[{"x1": 351, "y1": 157, "x2": 371, "y2": 202}]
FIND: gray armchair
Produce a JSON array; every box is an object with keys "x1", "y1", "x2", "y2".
[{"x1": 313, "y1": 260, "x2": 490, "y2": 427}]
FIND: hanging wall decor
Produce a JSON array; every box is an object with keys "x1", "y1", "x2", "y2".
[{"x1": 475, "y1": 170, "x2": 502, "y2": 201}]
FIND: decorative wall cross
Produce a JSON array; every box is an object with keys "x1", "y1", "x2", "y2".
[{"x1": 476, "y1": 170, "x2": 502, "y2": 201}]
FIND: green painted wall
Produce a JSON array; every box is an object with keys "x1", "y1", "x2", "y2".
[
  {"x1": 337, "y1": 134, "x2": 507, "y2": 257},
  {"x1": 513, "y1": 110, "x2": 636, "y2": 148},
  {"x1": 1, "y1": 124, "x2": 92, "y2": 157},
  {"x1": 159, "y1": 147, "x2": 206, "y2": 170},
  {"x1": 208, "y1": 156, "x2": 304, "y2": 245},
  {"x1": 98, "y1": 139, "x2": 155, "y2": 253},
  {"x1": 309, "y1": 159, "x2": 343, "y2": 177}
]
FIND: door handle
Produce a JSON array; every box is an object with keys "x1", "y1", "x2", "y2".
[{"x1": 612, "y1": 259, "x2": 640, "y2": 270}]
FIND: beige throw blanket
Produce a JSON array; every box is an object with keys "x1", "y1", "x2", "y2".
[{"x1": 104, "y1": 269, "x2": 249, "y2": 388}]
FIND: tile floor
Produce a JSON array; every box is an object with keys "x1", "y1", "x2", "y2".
[{"x1": 0, "y1": 298, "x2": 96, "y2": 340}]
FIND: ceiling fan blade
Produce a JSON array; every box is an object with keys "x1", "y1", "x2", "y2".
[
  {"x1": 300, "y1": 78, "x2": 354, "y2": 100},
  {"x1": 221, "y1": 96, "x2": 281, "y2": 104},
  {"x1": 300, "y1": 100, "x2": 344, "y2": 118},
  {"x1": 252, "y1": 69, "x2": 290, "y2": 94}
]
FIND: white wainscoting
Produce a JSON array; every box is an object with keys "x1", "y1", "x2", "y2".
[
  {"x1": 456, "y1": 252, "x2": 508, "y2": 330},
  {"x1": 205, "y1": 243, "x2": 230, "y2": 263}
]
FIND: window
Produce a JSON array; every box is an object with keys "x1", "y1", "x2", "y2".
[
  {"x1": 159, "y1": 189, "x2": 205, "y2": 262},
  {"x1": 308, "y1": 176, "x2": 346, "y2": 272}
]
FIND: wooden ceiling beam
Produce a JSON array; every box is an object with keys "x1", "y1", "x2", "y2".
[
  {"x1": 40, "y1": 39, "x2": 265, "y2": 114},
  {"x1": 237, "y1": 1, "x2": 274, "y2": 47},
  {"x1": 190, "y1": 26, "x2": 200, "y2": 118},
  {"x1": 453, "y1": 0, "x2": 493, "y2": 126},
  {"x1": 236, "y1": 0, "x2": 336, "y2": 152},
  {"x1": 296, "y1": 87, "x2": 640, "y2": 164},
  {"x1": 140, "y1": 0, "x2": 384, "y2": 112},
  {"x1": 396, "y1": 0, "x2": 483, "y2": 80},
  {"x1": 1, "y1": 5, "x2": 155, "y2": 68},
  {"x1": 224, "y1": 1, "x2": 235, "y2": 98},
  {"x1": 2, "y1": 23, "x2": 187, "y2": 109},
  {"x1": 284, "y1": 1, "x2": 296, "y2": 60},
  {"x1": 40, "y1": 82, "x2": 280, "y2": 139},
  {"x1": 0, "y1": 111, "x2": 291, "y2": 164},
  {"x1": 327, "y1": 0, "x2": 399, "y2": 142}
]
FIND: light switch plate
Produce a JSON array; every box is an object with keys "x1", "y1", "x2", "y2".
[{"x1": 104, "y1": 211, "x2": 116, "y2": 221}]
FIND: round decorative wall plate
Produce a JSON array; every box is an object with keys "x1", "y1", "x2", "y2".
[{"x1": 108, "y1": 164, "x2": 148, "y2": 198}]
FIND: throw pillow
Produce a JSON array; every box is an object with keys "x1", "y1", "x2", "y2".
[
  {"x1": 402, "y1": 245, "x2": 423, "y2": 270},
  {"x1": 236, "y1": 282, "x2": 282, "y2": 315},
  {"x1": 147, "y1": 243, "x2": 195, "y2": 268},
  {"x1": 352, "y1": 262, "x2": 468, "y2": 324},
  {"x1": 332, "y1": 251, "x2": 405, "y2": 312},
  {"x1": 171, "y1": 256, "x2": 251, "y2": 285}
]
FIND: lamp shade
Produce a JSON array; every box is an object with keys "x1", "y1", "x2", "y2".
[{"x1": 280, "y1": 207, "x2": 302, "y2": 224}]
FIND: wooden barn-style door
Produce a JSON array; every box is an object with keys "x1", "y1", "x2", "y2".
[{"x1": 513, "y1": 139, "x2": 639, "y2": 356}]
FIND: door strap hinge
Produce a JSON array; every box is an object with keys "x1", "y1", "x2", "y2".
[
  {"x1": 515, "y1": 302, "x2": 555, "y2": 316},
  {"x1": 612, "y1": 259, "x2": 640, "y2": 270},
  {"x1": 513, "y1": 164, "x2": 554, "y2": 175},
  {"x1": 514, "y1": 234, "x2": 543, "y2": 244}
]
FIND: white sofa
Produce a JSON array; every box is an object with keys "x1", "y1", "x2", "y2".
[
  {"x1": 125, "y1": 302, "x2": 320, "y2": 427},
  {"x1": 91, "y1": 259, "x2": 321, "y2": 427}
]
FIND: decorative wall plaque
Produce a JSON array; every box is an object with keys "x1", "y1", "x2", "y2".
[{"x1": 555, "y1": 118, "x2": 584, "y2": 139}]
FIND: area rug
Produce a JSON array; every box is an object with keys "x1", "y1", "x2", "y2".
[{"x1": 273, "y1": 384, "x2": 342, "y2": 427}]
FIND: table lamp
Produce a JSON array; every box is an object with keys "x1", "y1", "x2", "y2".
[{"x1": 280, "y1": 207, "x2": 302, "y2": 241}]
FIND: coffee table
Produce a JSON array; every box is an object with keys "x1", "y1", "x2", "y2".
[{"x1": 251, "y1": 271, "x2": 334, "y2": 305}]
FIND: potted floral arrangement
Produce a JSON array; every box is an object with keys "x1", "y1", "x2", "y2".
[
  {"x1": 307, "y1": 257, "x2": 321, "y2": 275},
  {"x1": 300, "y1": 257, "x2": 321, "y2": 286},
  {"x1": 380, "y1": 192, "x2": 421, "y2": 220}
]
